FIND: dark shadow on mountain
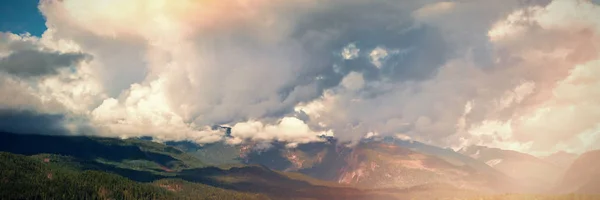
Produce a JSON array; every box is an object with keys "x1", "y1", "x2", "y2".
[
  {"x1": 72, "y1": 158, "x2": 168, "y2": 182},
  {"x1": 178, "y1": 165, "x2": 313, "y2": 198},
  {"x1": 167, "y1": 141, "x2": 247, "y2": 165},
  {"x1": 0, "y1": 132, "x2": 180, "y2": 168},
  {"x1": 176, "y1": 165, "x2": 394, "y2": 200},
  {"x1": 245, "y1": 142, "x2": 295, "y2": 170}
]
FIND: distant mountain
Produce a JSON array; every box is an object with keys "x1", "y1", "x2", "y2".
[
  {"x1": 380, "y1": 137, "x2": 508, "y2": 181},
  {"x1": 458, "y1": 145, "x2": 563, "y2": 191},
  {"x1": 556, "y1": 149, "x2": 600, "y2": 194},
  {"x1": 541, "y1": 151, "x2": 578, "y2": 169},
  {"x1": 325, "y1": 141, "x2": 504, "y2": 191},
  {"x1": 172, "y1": 137, "x2": 520, "y2": 193}
]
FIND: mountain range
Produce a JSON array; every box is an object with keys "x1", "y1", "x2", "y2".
[
  {"x1": 458, "y1": 145, "x2": 563, "y2": 192},
  {"x1": 1, "y1": 132, "x2": 599, "y2": 199},
  {"x1": 204, "y1": 138, "x2": 517, "y2": 192},
  {"x1": 171, "y1": 135, "x2": 598, "y2": 194}
]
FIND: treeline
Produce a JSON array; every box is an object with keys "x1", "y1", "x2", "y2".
[
  {"x1": 0, "y1": 152, "x2": 171, "y2": 199},
  {"x1": 0, "y1": 152, "x2": 265, "y2": 200}
]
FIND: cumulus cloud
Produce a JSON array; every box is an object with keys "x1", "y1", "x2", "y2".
[
  {"x1": 231, "y1": 117, "x2": 331, "y2": 144},
  {"x1": 0, "y1": 0, "x2": 598, "y2": 155},
  {"x1": 459, "y1": 0, "x2": 600, "y2": 154},
  {"x1": 295, "y1": 0, "x2": 600, "y2": 154},
  {"x1": 0, "y1": 32, "x2": 90, "y2": 78},
  {"x1": 26, "y1": 0, "x2": 446, "y2": 142},
  {"x1": 341, "y1": 43, "x2": 360, "y2": 60},
  {"x1": 0, "y1": 31, "x2": 101, "y2": 115},
  {"x1": 0, "y1": 49, "x2": 89, "y2": 78}
]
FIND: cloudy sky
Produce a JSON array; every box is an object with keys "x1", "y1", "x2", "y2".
[{"x1": 0, "y1": 0, "x2": 599, "y2": 156}]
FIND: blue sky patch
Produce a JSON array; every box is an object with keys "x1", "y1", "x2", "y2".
[{"x1": 0, "y1": 0, "x2": 46, "y2": 36}]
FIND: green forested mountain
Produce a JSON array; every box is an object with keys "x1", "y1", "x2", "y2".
[{"x1": 0, "y1": 152, "x2": 265, "y2": 200}]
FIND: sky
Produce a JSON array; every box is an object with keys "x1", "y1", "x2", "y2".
[
  {"x1": 0, "y1": 0, "x2": 599, "y2": 156},
  {"x1": 0, "y1": 0, "x2": 46, "y2": 36}
]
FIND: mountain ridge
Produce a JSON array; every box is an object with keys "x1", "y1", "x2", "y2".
[
  {"x1": 0, "y1": 132, "x2": 484, "y2": 200},
  {"x1": 555, "y1": 149, "x2": 600, "y2": 194},
  {"x1": 173, "y1": 136, "x2": 526, "y2": 193},
  {"x1": 458, "y1": 145, "x2": 564, "y2": 192},
  {"x1": 2, "y1": 132, "x2": 599, "y2": 199}
]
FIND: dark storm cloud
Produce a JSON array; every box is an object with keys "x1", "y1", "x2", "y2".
[
  {"x1": 0, "y1": 49, "x2": 90, "y2": 78},
  {"x1": 0, "y1": 108, "x2": 97, "y2": 136},
  {"x1": 170, "y1": 0, "x2": 451, "y2": 128},
  {"x1": 292, "y1": 3, "x2": 447, "y2": 81},
  {"x1": 0, "y1": 109, "x2": 68, "y2": 135},
  {"x1": 267, "y1": 2, "x2": 449, "y2": 120}
]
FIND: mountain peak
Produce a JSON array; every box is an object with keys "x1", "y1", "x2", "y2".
[{"x1": 542, "y1": 150, "x2": 579, "y2": 169}]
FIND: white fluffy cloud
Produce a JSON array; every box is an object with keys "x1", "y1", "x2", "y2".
[
  {"x1": 231, "y1": 117, "x2": 331, "y2": 144},
  {"x1": 295, "y1": 0, "x2": 600, "y2": 154},
  {"x1": 462, "y1": 0, "x2": 600, "y2": 154},
  {"x1": 31, "y1": 0, "x2": 329, "y2": 143},
  {"x1": 0, "y1": 0, "x2": 598, "y2": 155}
]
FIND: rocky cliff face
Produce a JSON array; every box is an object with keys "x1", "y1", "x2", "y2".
[
  {"x1": 170, "y1": 137, "x2": 527, "y2": 193},
  {"x1": 239, "y1": 139, "x2": 514, "y2": 192},
  {"x1": 335, "y1": 142, "x2": 485, "y2": 190}
]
